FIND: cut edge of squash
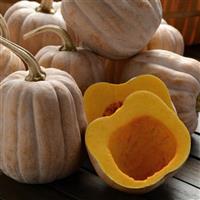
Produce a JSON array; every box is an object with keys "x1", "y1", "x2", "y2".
[
  {"x1": 86, "y1": 90, "x2": 190, "y2": 191},
  {"x1": 84, "y1": 74, "x2": 175, "y2": 123}
]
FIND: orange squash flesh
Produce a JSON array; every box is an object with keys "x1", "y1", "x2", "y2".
[
  {"x1": 84, "y1": 75, "x2": 175, "y2": 123},
  {"x1": 86, "y1": 91, "x2": 190, "y2": 193},
  {"x1": 109, "y1": 116, "x2": 176, "y2": 181}
]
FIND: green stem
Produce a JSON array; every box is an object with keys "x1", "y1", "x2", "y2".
[
  {"x1": 0, "y1": 36, "x2": 46, "y2": 82},
  {"x1": 36, "y1": 0, "x2": 55, "y2": 14},
  {"x1": 196, "y1": 94, "x2": 200, "y2": 112},
  {"x1": 0, "y1": 14, "x2": 10, "y2": 39},
  {"x1": 23, "y1": 25, "x2": 77, "y2": 52}
]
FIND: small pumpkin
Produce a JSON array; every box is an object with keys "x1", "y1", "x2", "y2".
[
  {"x1": 24, "y1": 25, "x2": 106, "y2": 93},
  {"x1": 61, "y1": 0, "x2": 162, "y2": 59},
  {"x1": 0, "y1": 14, "x2": 25, "y2": 82},
  {"x1": 116, "y1": 50, "x2": 200, "y2": 133},
  {"x1": 144, "y1": 19, "x2": 184, "y2": 55},
  {"x1": 4, "y1": 0, "x2": 65, "y2": 55},
  {"x1": 84, "y1": 75, "x2": 175, "y2": 123},
  {"x1": 0, "y1": 36, "x2": 87, "y2": 183},
  {"x1": 86, "y1": 91, "x2": 190, "y2": 193}
]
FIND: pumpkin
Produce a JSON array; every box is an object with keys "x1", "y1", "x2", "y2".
[
  {"x1": 84, "y1": 75, "x2": 175, "y2": 123},
  {"x1": 0, "y1": 36, "x2": 87, "y2": 183},
  {"x1": 115, "y1": 50, "x2": 200, "y2": 133},
  {"x1": 144, "y1": 19, "x2": 184, "y2": 55},
  {"x1": 4, "y1": 0, "x2": 66, "y2": 55},
  {"x1": 24, "y1": 25, "x2": 106, "y2": 93},
  {"x1": 86, "y1": 90, "x2": 190, "y2": 193},
  {"x1": 61, "y1": 0, "x2": 162, "y2": 59},
  {"x1": 0, "y1": 14, "x2": 25, "y2": 82}
]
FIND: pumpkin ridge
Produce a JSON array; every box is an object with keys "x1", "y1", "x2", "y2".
[
  {"x1": 0, "y1": 46, "x2": 11, "y2": 76},
  {"x1": 123, "y1": 60, "x2": 200, "y2": 93},
  {"x1": 0, "y1": 14, "x2": 9, "y2": 39},
  {"x1": 71, "y1": 2, "x2": 107, "y2": 42},
  {"x1": 51, "y1": 76, "x2": 86, "y2": 135},
  {"x1": 10, "y1": 9, "x2": 31, "y2": 43},
  {"x1": 50, "y1": 80, "x2": 82, "y2": 178},
  {"x1": 20, "y1": 11, "x2": 37, "y2": 44},
  {"x1": 30, "y1": 86, "x2": 41, "y2": 182},
  {"x1": 16, "y1": 83, "x2": 29, "y2": 183},
  {"x1": 0, "y1": 83, "x2": 13, "y2": 176},
  {"x1": 49, "y1": 81, "x2": 68, "y2": 179}
]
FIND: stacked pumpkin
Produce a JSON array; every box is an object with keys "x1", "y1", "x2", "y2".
[{"x1": 0, "y1": 0, "x2": 199, "y2": 194}]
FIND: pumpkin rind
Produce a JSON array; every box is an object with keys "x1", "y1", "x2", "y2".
[
  {"x1": 61, "y1": 0, "x2": 162, "y2": 59},
  {"x1": 25, "y1": 25, "x2": 106, "y2": 93},
  {"x1": 86, "y1": 91, "x2": 190, "y2": 193},
  {"x1": 0, "y1": 36, "x2": 87, "y2": 184},
  {"x1": 144, "y1": 19, "x2": 184, "y2": 55},
  {"x1": 117, "y1": 50, "x2": 200, "y2": 133},
  {"x1": 0, "y1": 14, "x2": 25, "y2": 82},
  {"x1": 84, "y1": 75, "x2": 175, "y2": 123},
  {"x1": 4, "y1": 0, "x2": 65, "y2": 55}
]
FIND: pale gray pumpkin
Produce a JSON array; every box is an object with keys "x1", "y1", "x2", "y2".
[
  {"x1": 4, "y1": 0, "x2": 65, "y2": 55},
  {"x1": 116, "y1": 50, "x2": 200, "y2": 133},
  {"x1": 61, "y1": 0, "x2": 162, "y2": 59},
  {"x1": 24, "y1": 25, "x2": 105, "y2": 93},
  {"x1": 0, "y1": 36, "x2": 87, "y2": 183},
  {"x1": 0, "y1": 14, "x2": 25, "y2": 82}
]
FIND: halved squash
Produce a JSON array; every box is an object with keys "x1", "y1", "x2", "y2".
[
  {"x1": 86, "y1": 91, "x2": 191, "y2": 193},
  {"x1": 84, "y1": 75, "x2": 175, "y2": 123}
]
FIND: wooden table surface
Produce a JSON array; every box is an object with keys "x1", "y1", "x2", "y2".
[{"x1": 0, "y1": 45, "x2": 200, "y2": 200}]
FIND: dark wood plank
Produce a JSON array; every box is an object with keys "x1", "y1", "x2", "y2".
[
  {"x1": 175, "y1": 157, "x2": 200, "y2": 188},
  {"x1": 191, "y1": 133, "x2": 200, "y2": 159},
  {"x1": 50, "y1": 169, "x2": 147, "y2": 200},
  {"x1": 0, "y1": 173, "x2": 72, "y2": 200},
  {"x1": 145, "y1": 178, "x2": 200, "y2": 200},
  {"x1": 51, "y1": 168, "x2": 200, "y2": 200}
]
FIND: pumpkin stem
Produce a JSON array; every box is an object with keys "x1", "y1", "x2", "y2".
[
  {"x1": 196, "y1": 94, "x2": 200, "y2": 112},
  {"x1": 23, "y1": 25, "x2": 77, "y2": 52},
  {"x1": 36, "y1": 0, "x2": 55, "y2": 14},
  {"x1": 0, "y1": 14, "x2": 10, "y2": 39},
  {"x1": 0, "y1": 36, "x2": 46, "y2": 82}
]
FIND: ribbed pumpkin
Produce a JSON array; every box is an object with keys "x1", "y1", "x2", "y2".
[
  {"x1": 24, "y1": 25, "x2": 105, "y2": 93},
  {"x1": 115, "y1": 50, "x2": 200, "y2": 133},
  {"x1": 4, "y1": 0, "x2": 65, "y2": 55},
  {"x1": 61, "y1": 0, "x2": 162, "y2": 59},
  {"x1": 0, "y1": 14, "x2": 25, "y2": 82},
  {"x1": 0, "y1": 36, "x2": 87, "y2": 183},
  {"x1": 144, "y1": 19, "x2": 184, "y2": 55}
]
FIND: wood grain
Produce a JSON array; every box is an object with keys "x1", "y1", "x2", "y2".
[
  {"x1": 175, "y1": 158, "x2": 200, "y2": 188},
  {"x1": 0, "y1": 173, "x2": 71, "y2": 200}
]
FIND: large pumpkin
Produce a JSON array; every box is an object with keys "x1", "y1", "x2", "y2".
[
  {"x1": 24, "y1": 25, "x2": 106, "y2": 93},
  {"x1": 0, "y1": 36, "x2": 87, "y2": 183},
  {"x1": 4, "y1": 0, "x2": 65, "y2": 55},
  {"x1": 61, "y1": 0, "x2": 162, "y2": 59},
  {"x1": 0, "y1": 14, "x2": 25, "y2": 82},
  {"x1": 114, "y1": 50, "x2": 200, "y2": 133}
]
